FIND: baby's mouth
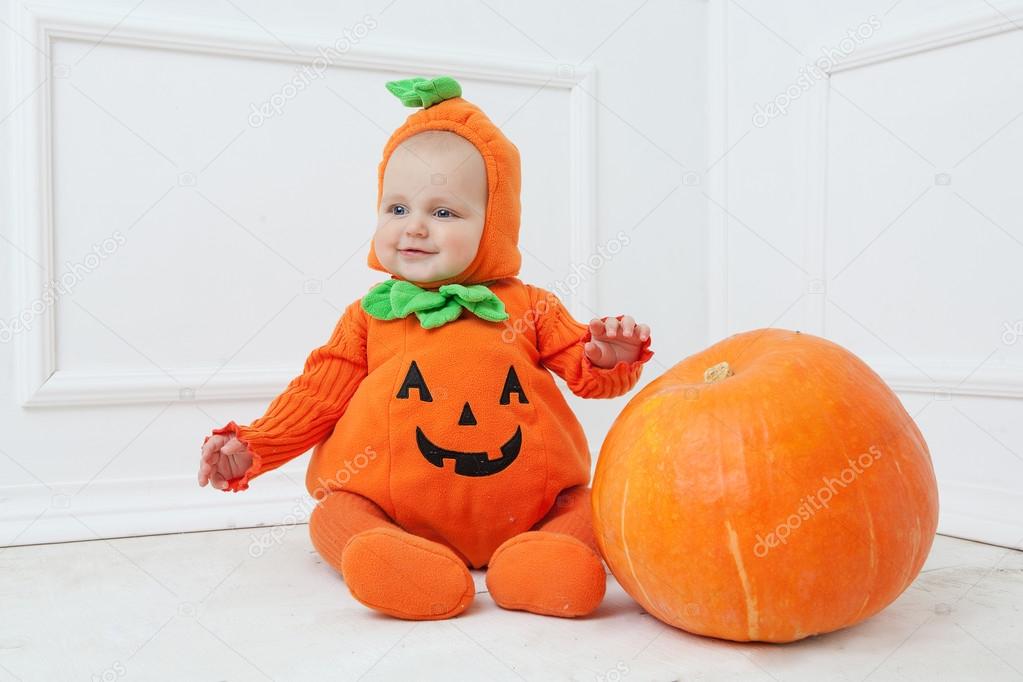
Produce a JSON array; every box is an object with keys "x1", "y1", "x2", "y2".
[{"x1": 398, "y1": 248, "x2": 436, "y2": 258}]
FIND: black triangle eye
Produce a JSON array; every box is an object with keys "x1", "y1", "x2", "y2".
[
  {"x1": 500, "y1": 365, "x2": 528, "y2": 405},
  {"x1": 397, "y1": 360, "x2": 432, "y2": 401}
]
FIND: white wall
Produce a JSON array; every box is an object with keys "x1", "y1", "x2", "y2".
[
  {"x1": 0, "y1": 0, "x2": 708, "y2": 545},
  {"x1": 5, "y1": 0, "x2": 1019, "y2": 551},
  {"x1": 709, "y1": 0, "x2": 1023, "y2": 548}
]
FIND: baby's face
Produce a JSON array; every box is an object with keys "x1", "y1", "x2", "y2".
[{"x1": 374, "y1": 131, "x2": 487, "y2": 284}]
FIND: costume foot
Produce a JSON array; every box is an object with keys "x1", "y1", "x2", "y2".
[
  {"x1": 341, "y1": 526, "x2": 475, "y2": 620},
  {"x1": 486, "y1": 530, "x2": 606, "y2": 617}
]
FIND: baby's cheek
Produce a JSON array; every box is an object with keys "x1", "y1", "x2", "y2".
[{"x1": 447, "y1": 235, "x2": 481, "y2": 265}]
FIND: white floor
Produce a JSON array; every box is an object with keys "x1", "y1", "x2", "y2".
[{"x1": 1, "y1": 527, "x2": 1021, "y2": 682}]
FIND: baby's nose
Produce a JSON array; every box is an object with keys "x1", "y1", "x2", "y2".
[{"x1": 405, "y1": 219, "x2": 428, "y2": 236}]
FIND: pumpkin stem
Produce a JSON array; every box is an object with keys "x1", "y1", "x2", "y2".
[{"x1": 703, "y1": 361, "x2": 734, "y2": 383}]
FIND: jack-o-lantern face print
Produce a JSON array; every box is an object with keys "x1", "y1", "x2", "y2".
[{"x1": 396, "y1": 360, "x2": 528, "y2": 477}]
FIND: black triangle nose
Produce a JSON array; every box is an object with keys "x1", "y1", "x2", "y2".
[{"x1": 457, "y1": 401, "x2": 477, "y2": 426}]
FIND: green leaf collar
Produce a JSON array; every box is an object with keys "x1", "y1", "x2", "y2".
[{"x1": 361, "y1": 279, "x2": 508, "y2": 329}]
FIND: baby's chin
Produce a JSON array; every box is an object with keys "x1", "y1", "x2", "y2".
[{"x1": 385, "y1": 254, "x2": 460, "y2": 285}]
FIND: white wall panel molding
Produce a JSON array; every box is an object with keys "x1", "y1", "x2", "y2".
[
  {"x1": 10, "y1": 2, "x2": 597, "y2": 407},
  {"x1": 799, "y1": 4, "x2": 1023, "y2": 400}
]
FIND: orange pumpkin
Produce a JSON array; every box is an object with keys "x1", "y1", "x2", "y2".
[{"x1": 591, "y1": 328, "x2": 939, "y2": 643}]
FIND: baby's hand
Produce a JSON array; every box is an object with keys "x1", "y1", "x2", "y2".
[
  {"x1": 584, "y1": 315, "x2": 651, "y2": 369},
  {"x1": 198, "y1": 433, "x2": 253, "y2": 491}
]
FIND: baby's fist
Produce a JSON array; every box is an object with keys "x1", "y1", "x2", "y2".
[{"x1": 198, "y1": 433, "x2": 253, "y2": 491}]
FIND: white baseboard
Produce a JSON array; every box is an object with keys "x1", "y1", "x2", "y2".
[
  {"x1": 3, "y1": 474, "x2": 1020, "y2": 551},
  {"x1": 937, "y1": 481, "x2": 1023, "y2": 550},
  {"x1": 0, "y1": 469, "x2": 314, "y2": 548}
]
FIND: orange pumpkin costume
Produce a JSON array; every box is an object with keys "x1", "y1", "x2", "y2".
[{"x1": 204, "y1": 76, "x2": 654, "y2": 620}]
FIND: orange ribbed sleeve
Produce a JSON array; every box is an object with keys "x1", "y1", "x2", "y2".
[
  {"x1": 525, "y1": 284, "x2": 654, "y2": 399},
  {"x1": 203, "y1": 298, "x2": 369, "y2": 492}
]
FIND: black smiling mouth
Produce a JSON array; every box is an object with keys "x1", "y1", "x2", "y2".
[{"x1": 415, "y1": 425, "x2": 522, "y2": 477}]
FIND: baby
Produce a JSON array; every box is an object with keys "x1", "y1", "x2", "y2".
[{"x1": 198, "y1": 76, "x2": 654, "y2": 621}]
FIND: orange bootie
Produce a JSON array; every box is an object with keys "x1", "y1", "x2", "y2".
[
  {"x1": 486, "y1": 530, "x2": 606, "y2": 617},
  {"x1": 341, "y1": 526, "x2": 476, "y2": 620}
]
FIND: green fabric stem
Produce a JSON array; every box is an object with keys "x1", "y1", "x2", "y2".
[{"x1": 385, "y1": 76, "x2": 462, "y2": 109}]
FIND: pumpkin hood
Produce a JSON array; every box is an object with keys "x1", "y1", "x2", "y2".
[{"x1": 366, "y1": 76, "x2": 522, "y2": 289}]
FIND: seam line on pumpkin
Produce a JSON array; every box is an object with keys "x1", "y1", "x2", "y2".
[
  {"x1": 619, "y1": 478, "x2": 656, "y2": 615},
  {"x1": 854, "y1": 488, "x2": 879, "y2": 623},
  {"x1": 725, "y1": 519, "x2": 760, "y2": 640}
]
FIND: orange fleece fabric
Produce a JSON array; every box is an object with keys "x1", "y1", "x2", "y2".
[
  {"x1": 204, "y1": 79, "x2": 654, "y2": 618},
  {"x1": 205, "y1": 283, "x2": 653, "y2": 568}
]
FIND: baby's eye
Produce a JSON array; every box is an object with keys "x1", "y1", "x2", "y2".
[
  {"x1": 434, "y1": 208, "x2": 457, "y2": 219},
  {"x1": 390, "y1": 204, "x2": 408, "y2": 216}
]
